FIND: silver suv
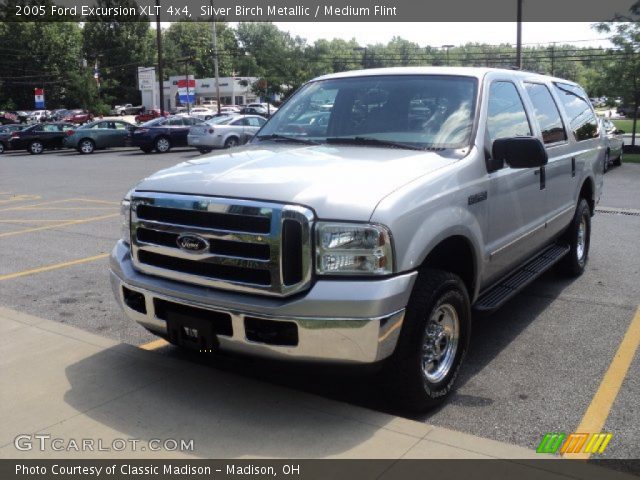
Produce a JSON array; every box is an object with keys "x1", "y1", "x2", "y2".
[{"x1": 110, "y1": 67, "x2": 604, "y2": 411}]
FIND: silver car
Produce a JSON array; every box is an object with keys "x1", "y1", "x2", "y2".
[{"x1": 187, "y1": 115, "x2": 266, "y2": 153}]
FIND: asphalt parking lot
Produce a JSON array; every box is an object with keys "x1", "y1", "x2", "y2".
[{"x1": 1, "y1": 146, "x2": 639, "y2": 461}]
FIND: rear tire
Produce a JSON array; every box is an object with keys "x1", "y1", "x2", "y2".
[
  {"x1": 0, "y1": 141, "x2": 5, "y2": 154},
  {"x1": 224, "y1": 137, "x2": 239, "y2": 149},
  {"x1": 382, "y1": 269, "x2": 471, "y2": 412},
  {"x1": 558, "y1": 199, "x2": 591, "y2": 277},
  {"x1": 155, "y1": 136, "x2": 171, "y2": 153},
  {"x1": 197, "y1": 147, "x2": 212, "y2": 154}
]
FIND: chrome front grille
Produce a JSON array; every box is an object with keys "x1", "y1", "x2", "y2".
[{"x1": 130, "y1": 192, "x2": 314, "y2": 297}]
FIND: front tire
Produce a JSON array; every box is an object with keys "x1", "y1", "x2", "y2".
[
  {"x1": 558, "y1": 198, "x2": 591, "y2": 277},
  {"x1": 28, "y1": 141, "x2": 44, "y2": 155},
  {"x1": 197, "y1": 147, "x2": 212, "y2": 154},
  {"x1": 383, "y1": 269, "x2": 471, "y2": 412},
  {"x1": 78, "y1": 139, "x2": 95, "y2": 154},
  {"x1": 140, "y1": 146, "x2": 153, "y2": 154},
  {"x1": 603, "y1": 151, "x2": 610, "y2": 173},
  {"x1": 0, "y1": 141, "x2": 5, "y2": 154},
  {"x1": 614, "y1": 148, "x2": 623, "y2": 167}
]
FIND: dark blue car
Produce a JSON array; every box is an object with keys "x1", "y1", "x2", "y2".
[{"x1": 131, "y1": 115, "x2": 204, "y2": 153}]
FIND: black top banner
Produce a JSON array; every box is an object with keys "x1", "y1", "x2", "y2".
[{"x1": 1, "y1": 0, "x2": 639, "y2": 22}]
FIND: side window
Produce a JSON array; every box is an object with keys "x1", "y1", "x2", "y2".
[
  {"x1": 247, "y1": 117, "x2": 262, "y2": 127},
  {"x1": 524, "y1": 83, "x2": 567, "y2": 144},
  {"x1": 114, "y1": 122, "x2": 128, "y2": 130},
  {"x1": 231, "y1": 119, "x2": 245, "y2": 126},
  {"x1": 486, "y1": 81, "x2": 531, "y2": 141},
  {"x1": 168, "y1": 117, "x2": 184, "y2": 126},
  {"x1": 553, "y1": 82, "x2": 599, "y2": 141},
  {"x1": 43, "y1": 124, "x2": 59, "y2": 132}
]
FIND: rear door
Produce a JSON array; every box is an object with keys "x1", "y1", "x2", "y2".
[
  {"x1": 521, "y1": 81, "x2": 574, "y2": 241},
  {"x1": 244, "y1": 116, "x2": 266, "y2": 142}
]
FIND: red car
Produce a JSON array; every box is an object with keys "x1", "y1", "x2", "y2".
[
  {"x1": 134, "y1": 109, "x2": 167, "y2": 124},
  {"x1": 64, "y1": 109, "x2": 93, "y2": 125}
]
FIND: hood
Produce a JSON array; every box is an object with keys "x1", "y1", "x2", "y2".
[{"x1": 134, "y1": 144, "x2": 459, "y2": 220}]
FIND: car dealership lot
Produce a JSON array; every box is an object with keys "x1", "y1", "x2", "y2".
[{"x1": 1, "y1": 147, "x2": 639, "y2": 461}]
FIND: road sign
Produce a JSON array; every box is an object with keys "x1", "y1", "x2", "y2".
[{"x1": 34, "y1": 88, "x2": 45, "y2": 109}]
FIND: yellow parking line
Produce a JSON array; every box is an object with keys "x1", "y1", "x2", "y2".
[
  {"x1": 13, "y1": 207, "x2": 117, "y2": 211},
  {"x1": 0, "y1": 195, "x2": 41, "y2": 205},
  {"x1": 69, "y1": 198, "x2": 120, "y2": 205},
  {"x1": 0, "y1": 198, "x2": 78, "y2": 212},
  {"x1": 0, "y1": 219, "x2": 95, "y2": 223},
  {"x1": 0, "y1": 253, "x2": 109, "y2": 281},
  {"x1": 0, "y1": 213, "x2": 118, "y2": 238},
  {"x1": 568, "y1": 306, "x2": 640, "y2": 460},
  {"x1": 139, "y1": 339, "x2": 169, "y2": 350}
]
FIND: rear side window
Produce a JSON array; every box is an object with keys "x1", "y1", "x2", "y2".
[
  {"x1": 486, "y1": 81, "x2": 531, "y2": 141},
  {"x1": 524, "y1": 83, "x2": 567, "y2": 144},
  {"x1": 553, "y1": 83, "x2": 599, "y2": 141}
]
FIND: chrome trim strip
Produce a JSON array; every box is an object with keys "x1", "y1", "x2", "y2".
[{"x1": 490, "y1": 222, "x2": 546, "y2": 259}]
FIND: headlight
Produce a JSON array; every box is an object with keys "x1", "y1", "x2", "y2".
[
  {"x1": 315, "y1": 222, "x2": 394, "y2": 275},
  {"x1": 120, "y1": 190, "x2": 133, "y2": 245}
]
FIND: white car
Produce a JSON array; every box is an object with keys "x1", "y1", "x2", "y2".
[
  {"x1": 247, "y1": 103, "x2": 278, "y2": 113},
  {"x1": 27, "y1": 110, "x2": 50, "y2": 124},
  {"x1": 187, "y1": 114, "x2": 266, "y2": 153},
  {"x1": 187, "y1": 107, "x2": 215, "y2": 121}
]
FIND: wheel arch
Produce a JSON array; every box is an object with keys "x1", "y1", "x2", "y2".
[{"x1": 579, "y1": 176, "x2": 595, "y2": 215}]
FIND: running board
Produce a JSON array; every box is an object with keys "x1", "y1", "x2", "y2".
[{"x1": 473, "y1": 244, "x2": 570, "y2": 312}]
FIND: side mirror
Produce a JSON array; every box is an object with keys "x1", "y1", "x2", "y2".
[{"x1": 492, "y1": 137, "x2": 548, "y2": 169}]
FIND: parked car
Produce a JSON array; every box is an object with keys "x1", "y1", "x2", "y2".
[
  {"x1": 111, "y1": 104, "x2": 144, "y2": 116},
  {"x1": 0, "y1": 111, "x2": 19, "y2": 125},
  {"x1": 11, "y1": 111, "x2": 31, "y2": 124},
  {"x1": 63, "y1": 109, "x2": 93, "y2": 125},
  {"x1": 238, "y1": 106, "x2": 270, "y2": 117},
  {"x1": 130, "y1": 115, "x2": 204, "y2": 153},
  {"x1": 0, "y1": 124, "x2": 26, "y2": 154},
  {"x1": 46, "y1": 109, "x2": 70, "y2": 122},
  {"x1": 247, "y1": 102, "x2": 279, "y2": 114},
  {"x1": 169, "y1": 107, "x2": 188, "y2": 115},
  {"x1": 63, "y1": 119, "x2": 135, "y2": 154},
  {"x1": 601, "y1": 118, "x2": 624, "y2": 172},
  {"x1": 134, "y1": 109, "x2": 166, "y2": 124},
  {"x1": 186, "y1": 107, "x2": 215, "y2": 121},
  {"x1": 8, "y1": 122, "x2": 75, "y2": 154},
  {"x1": 27, "y1": 110, "x2": 50, "y2": 124},
  {"x1": 187, "y1": 114, "x2": 267, "y2": 153},
  {"x1": 616, "y1": 104, "x2": 640, "y2": 118},
  {"x1": 111, "y1": 67, "x2": 604, "y2": 411}
]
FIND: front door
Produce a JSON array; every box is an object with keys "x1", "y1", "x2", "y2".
[{"x1": 483, "y1": 80, "x2": 548, "y2": 284}]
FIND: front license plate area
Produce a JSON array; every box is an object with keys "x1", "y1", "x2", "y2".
[{"x1": 166, "y1": 313, "x2": 218, "y2": 351}]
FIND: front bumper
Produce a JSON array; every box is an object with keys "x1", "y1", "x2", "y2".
[{"x1": 110, "y1": 240, "x2": 416, "y2": 364}]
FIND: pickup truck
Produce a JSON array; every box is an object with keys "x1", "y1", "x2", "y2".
[
  {"x1": 110, "y1": 67, "x2": 603, "y2": 411},
  {"x1": 111, "y1": 104, "x2": 144, "y2": 116}
]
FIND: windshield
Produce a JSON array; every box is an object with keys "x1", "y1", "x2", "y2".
[{"x1": 258, "y1": 75, "x2": 478, "y2": 149}]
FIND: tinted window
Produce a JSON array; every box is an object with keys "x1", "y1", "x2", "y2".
[
  {"x1": 167, "y1": 117, "x2": 184, "y2": 126},
  {"x1": 43, "y1": 124, "x2": 59, "y2": 132},
  {"x1": 486, "y1": 81, "x2": 531, "y2": 141},
  {"x1": 246, "y1": 117, "x2": 262, "y2": 127},
  {"x1": 524, "y1": 83, "x2": 567, "y2": 144},
  {"x1": 231, "y1": 119, "x2": 245, "y2": 126},
  {"x1": 553, "y1": 82, "x2": 599, "y2": 141}
]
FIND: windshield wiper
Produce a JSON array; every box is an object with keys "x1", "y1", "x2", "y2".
[
  {"x1": 256, "y1": 133, "x2": 320, "y2": 145},
  {"x1": 325, "y1": 136, "x2": 426, "y2": 151}
]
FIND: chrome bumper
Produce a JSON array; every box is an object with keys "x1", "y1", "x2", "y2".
[{"x1": 110, "y1": 241, "x2": 416, "y2": 364}]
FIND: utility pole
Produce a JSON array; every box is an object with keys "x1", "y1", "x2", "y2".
[
  {"x1": 184, "y1": 59, "x2": 191, "y2": 114},
  {"x1": 211, "y1": 0, "x2": 221, "y2": 115},
  {"x1": 516, "y1": 0, "x2": 523, "y2": 69},
  {"x1": 442, "y1": 45, "x2": 454, "y2": 66},
  {"x1": 155, "y1": 0, "x2": 165, "y2": 116}
]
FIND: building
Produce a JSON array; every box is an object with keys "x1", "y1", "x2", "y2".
[{"x1": 139, "y1": 68, "x2": 259, "y2": 111}]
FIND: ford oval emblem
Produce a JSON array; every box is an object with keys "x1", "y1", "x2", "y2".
[{"x1": 176, "y1": 234, "x2": 209, "y2": 253}]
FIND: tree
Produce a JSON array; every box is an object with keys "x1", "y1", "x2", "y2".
[
  {"x1": 163, "y1": 21, "x2": 236, "y2": 79},
  {"x1": 82, "y1": 0, "x2": 155, "y2": 105},
  {"x1": 594, "y1": 22, "x2": 640, "y2": 145}
]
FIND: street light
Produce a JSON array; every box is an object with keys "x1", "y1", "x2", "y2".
[{"x1": 442, "y1": 45, "x2": 454, "y2": 66}]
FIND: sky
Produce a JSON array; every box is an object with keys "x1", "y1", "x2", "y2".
[{"x1": 271, "y1": 22, "x2": 612, "y2": 48}]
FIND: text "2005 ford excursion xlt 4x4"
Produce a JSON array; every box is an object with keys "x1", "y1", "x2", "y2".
[{"x1": 110, "y1": 67, "x2": 603, "y2": 411}]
